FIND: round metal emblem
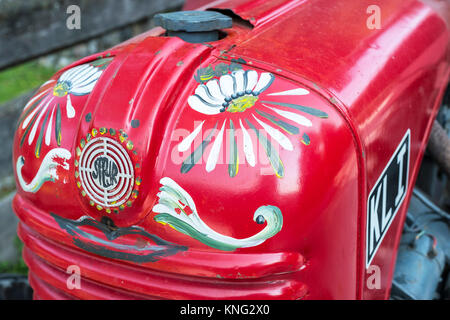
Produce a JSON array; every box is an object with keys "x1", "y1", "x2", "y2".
[{"x1": 78, "y1": 136, "x2": 135, "y2": 210}]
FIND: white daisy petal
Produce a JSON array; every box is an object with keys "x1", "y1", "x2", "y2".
[
  {"x1": 66, "y1": 95, "x2": 76, "y2": 118},
  {"x1": 253, "y1": 115, "x2": 293, "y2": 151},
  {"x1": 206, "y1": 120, "x2": 226, "y2": 172},
  {"x1": 28, "y1": 99, "x2": 52, "y2": 145},
  {"x1": 22, "y1": 107, "x2": 40, "y2": 130},
  {"x1": 239, "y1": 119, "x2": 256, "y2": 167},
  {"x1": 60, "y1": 65, "x2": 89, "y2": 82},
  {"x1": 245, "y1": 70, "x2": 258, "y2": 93},
  {"x1": 71, "y1": 67, "x2": 97, "y2": 86},
  {"x1": 40, "y1": 80, "x2": 56, "y2": 88},
  {"x1": 219, "y1": 74, "x2": 235, "y2": 98},
  {"x1": 45, "y1": 109, "x2": 55, "y2": 146},
  {"x1": 195, "y1": 85, "x2": 223, "y2": 105},
  {"x1": 69, "y1": 66, "x2": 95, "y2": 83},
  {"x1": 264, "y1": 105, "x2": 312, "y2": 127},
  {"x1": 23, "y1": 89, "x2": 50, "y2": 111},
  {"x1": 206, "y1": 79, "x2": 225, "y2": 101},
  {"x1": 267, "y1": 88, "x2": 309, "y2": 96},
  {"x1": 233, "y1": 70, "x2": 246, "y2": 94},
  {"x1": 57, "y1": 68, "x2": 76, "y2": 82},
  {"x1": 22, "y1": 96, "x2": 50, "y2": 129},
  {"x1": 253, "y1": 73, "x2": 275, "y2": 95},
  {"x1": 69, "y1": 81, "x2": 97, "y2": 95},
  {"x1": 188, "y1": 95, "x2": 222, "y2": 115},
  {"x1": 73, "y1": 70, "x2": 102, "y2": 88},
  {"x1": 178, "y1": 121, "x2": 205, "y2": 152}
]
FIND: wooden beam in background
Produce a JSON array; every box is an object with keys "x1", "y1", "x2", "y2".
[{"x1": 0, "y1": 0, "x2": 184, "y2": 70}]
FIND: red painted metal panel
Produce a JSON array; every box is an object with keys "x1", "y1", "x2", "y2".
[
  {"x1": 11, "y1": 0, "x2": 450, "y2": 299},
  {"x1": 16, "y1": 196, "x2": 308, "y2": 299}
]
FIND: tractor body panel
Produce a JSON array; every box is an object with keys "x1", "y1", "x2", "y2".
[{"x1": 12, "y1": 0, "x2": 450, "y2": 299}]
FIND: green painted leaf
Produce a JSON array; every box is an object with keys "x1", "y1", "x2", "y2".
[
  {"x1": 55, "y1": 103, "x2": 62, "y2": 146},
  {"x1": 255, "y1": 109, "x2": 299, "y2": 135},
  {"x1": 301, "y1": 133, "x2": 311, "y2": 146},
  {"x1": 90, "y1": 57, "x2": 113, "y2": 69},
  {"x1": 17, "y1": 95, "x2": 46, "y2": 127},
  {"x1": 246, "y1": 119, "x2": 284, "y2": 178},
  {"x1": 35, "y1": 109, "x2": 50, "y2": 158},
  {"x1": 228, "y1": 120, "x2": 239, "y2": 178},
  {"x1": 181, "y1": 122, "x2": 218, "y2": 174},
  {"x1": 194, "y1": 65, "x2": 215, "y2": 84},
  {"x1": 261, "y1": 101, "x2": 329, "y2": 118},
  {"x1": 20, "y1": 110, "x2": 41, "y2": 148},
  {"x1": 154, "y1": 213, "x2": 237, "y2": 251}
]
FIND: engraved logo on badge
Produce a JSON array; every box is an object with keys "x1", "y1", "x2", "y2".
[
  {"x1": 78, "y1": 137, "x2": 134, "y2": 209},
  {"x1": 92, "y1": 156, "x2": 119, "y2": 189}
]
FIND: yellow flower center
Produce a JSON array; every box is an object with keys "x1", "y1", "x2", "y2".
[
  {"x1": 53, "y1": 82, "x2": 70, "y2": 97},
  {"x1": 227, "y1": 95, "x2": 259, "y2": 113}
]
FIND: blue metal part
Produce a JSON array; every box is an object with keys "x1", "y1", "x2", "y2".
[
  {"x1": 392, "y1": 233, "x2": 445, "y2": 300},
  {"x1": 154, "y1": 11, "x2": 232, "y2": 43},
  {"x1": 391, "y1": 189, "x2": 449, "y2": 300},
  {"x1": 154, "y1": 11, "x2": 232, "y2": 32}
]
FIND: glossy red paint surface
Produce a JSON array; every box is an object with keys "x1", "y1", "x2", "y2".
[{"x1": 12, "y1": 0, "x2": 450, "y2": 299}]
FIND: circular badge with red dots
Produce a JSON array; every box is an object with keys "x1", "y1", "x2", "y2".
[{"x1": 74, "y1": 128, "x2": 141, "y2": 213}]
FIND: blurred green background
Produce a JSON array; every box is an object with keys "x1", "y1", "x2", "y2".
[
  {"x1": 0, "y1": 61, "x2": 58, "y2": 275},
  {"x1": 0, "y1": 62, "x2": 57, "y2": 105}
]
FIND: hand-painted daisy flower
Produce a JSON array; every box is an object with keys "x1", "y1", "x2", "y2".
[
  {"x1": 179, "y1": 63, "x2": 329, "y2": 178},
  {"x1": 188, "y1": 69, "x2": 275, "y2": 115},
  {"x1": 18, "y1": 58, "x2": 113, "y2": 158}
]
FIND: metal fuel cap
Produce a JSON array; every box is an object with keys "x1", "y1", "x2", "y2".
[{"x1": 154, "y1": 10, "x2": 233, "y2": 43}]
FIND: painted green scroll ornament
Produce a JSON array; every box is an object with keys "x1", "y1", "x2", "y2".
[
  {"x1": 152, "y1": 177, "x2": 283, "y2": 251},
  {"x1": 16, "y1": 148, "x2": 71, "y2": 193}
]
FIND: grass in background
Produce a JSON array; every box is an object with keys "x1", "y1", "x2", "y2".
[
  {"x1": 0, "y1": 61, "x2": 57, "y2": 104},
  {"x1": 0, "y1": 260, "x2": 28, "y2": 275}
]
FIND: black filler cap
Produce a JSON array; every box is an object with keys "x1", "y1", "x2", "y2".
[{"x1": 154, "y1": 11, "x2": 233, "y2": 43}]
